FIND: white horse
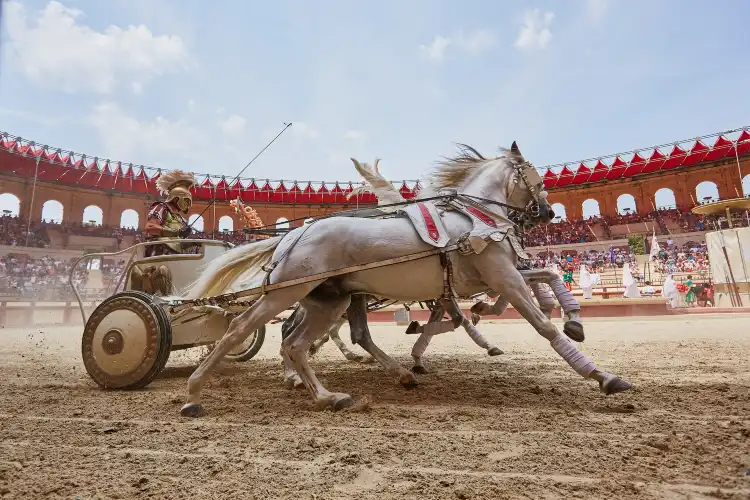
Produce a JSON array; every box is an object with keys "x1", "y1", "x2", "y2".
[
  {"x1": 180, "y1": 142, "x2": 632, "y2": 416},
  {"x1": 285, "y1": 160, "x2": 585, "y2": 376}
]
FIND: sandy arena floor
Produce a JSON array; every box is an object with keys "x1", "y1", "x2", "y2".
[{"x1": 1, "y1": 314, "x2": 749, "y2": 499}]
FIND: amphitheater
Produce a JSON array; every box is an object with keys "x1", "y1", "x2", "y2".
[{"x1": 1, "y1": 128, "x2": 750, "y2": 499}]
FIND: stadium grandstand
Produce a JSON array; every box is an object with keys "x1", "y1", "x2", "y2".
[{"x1": 1, "y1": 127, "x2": 750, "y2": 302}]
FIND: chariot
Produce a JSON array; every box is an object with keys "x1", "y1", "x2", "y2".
[{"x1": 69, "y1": 238, "x2": 267, "y2": 390}]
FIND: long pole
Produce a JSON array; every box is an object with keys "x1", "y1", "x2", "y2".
[
  {"x1": 25, "y1": 155, "x2": 42, "y2": 247},
  {"x1": 190, "y1": 122, "x2": 292, "y2": 228}
]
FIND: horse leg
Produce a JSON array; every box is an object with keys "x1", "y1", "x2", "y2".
[
  {"x1": 410, "y1": 306, "x2": 446, "y2": 374},
  {"x1": 279, "y1": 305, "x2": 306, "y2": 389},
  {"x1": 526, "y1": 269, "x2": 584, "y2": 342},
  {"x1": 308, "y1": 332, "x2": 330, "y2": 358},
  {"x1": 182, "y1": 282, "x2": 320, "y2": 417},
  {"x1": 441, "y1": 298, "x2": 503, "y2": 357},
  {"x1": 283, "y1": 296, "x2": 355, "y2": 410},
  {"x1": 327, "y1": 317, "x2": 370, "y2": 362},
  {"x1": 475, "y1": 251, "x2": 631, "y2": 395},
  {"x1": 348, "y1": 294, "x2": 417, "y2": 387}
]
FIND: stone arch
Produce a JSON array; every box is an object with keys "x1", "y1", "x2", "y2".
[
  {"x1": 0, "y1": 193, "x2": 21, "y2": 217},
  {"x1": 41, "y1": 200, "x2": 64, "y2": 223},
  {"x1": 550, "y1": 202, "x2": 567, "y2": 222},
  {"x1": 695, "y1": 181, "x2": 719, "y2": 204},
  {"x1": 743, "y1": 174, "x2": 750, "y2": 196},
  {"x1": 654, "y1": 188, "x2": 676, "y2": 209},
  {"x1": 188, "y1": 214, "x2": 204, "y2": 232},
  {"x1": 120, "y1": 209, "x2": 139, "y2": 229},
  {"x1": 218, "y1": 215, "x2": 234, "y2": 232},
  {"x1": 83, "y1": 205, "x2": 103, "y2": 226},
  {"x1": 616, "y1": 193, "x2": 637, "y2": 214},
  {"x1": 276, "y1": 217, "x2": 290, "y2": 229},
  {"x1": 581, "y1": 199, "x2": 600, "y2": 219}
]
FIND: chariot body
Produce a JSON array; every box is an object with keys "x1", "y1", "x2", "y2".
[{"x1": 70, "y1": 238, "x2": 266, "y2": 390}]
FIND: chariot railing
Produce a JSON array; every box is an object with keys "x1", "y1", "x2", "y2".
[{"x1": 67, "y1": 238, "x2": 233, "y2": 324}]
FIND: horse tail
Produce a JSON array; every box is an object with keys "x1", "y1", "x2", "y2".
[
  {"x1": 183, "y1": 236, "x2": 283, "y2": 299},
  {"x1": 347, "y1": 158, "x2": 404, "y2": 206}
]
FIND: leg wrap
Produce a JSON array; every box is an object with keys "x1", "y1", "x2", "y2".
[
  {"x1": 411, "y1": 320, "x2": 456, "y2": 336},
  {"x1": 411, "y1": 333, "x2": 433, "y2": 359},
  {"x1": 530, "y1": 283, "x2": 555, "y2": 313},
  {"x1": 550, "y1": 334, "x2": 596, "y2": 378},
  {"x1": 461, "y1": 319, "x2": 490, "y2": 349},
  {"x1": 546, "y1": 275, "x2": 581, "y2": 314}
]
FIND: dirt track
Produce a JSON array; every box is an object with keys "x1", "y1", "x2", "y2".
[{"x1": 1, "y1": 314, "x2": 749, "y2": 499}]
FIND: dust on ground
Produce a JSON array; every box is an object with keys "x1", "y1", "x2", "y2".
[{"x1": 1, "y1": 314, "x2": 749, "y2": 499}]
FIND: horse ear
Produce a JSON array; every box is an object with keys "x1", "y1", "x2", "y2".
[{"x1": 510, "y1": 141, "x2": 520, "y2": 154}]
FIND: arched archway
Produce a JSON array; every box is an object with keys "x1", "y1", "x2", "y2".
[
  {"x1": 218, "y1": 215, "x2": 234, "y2": 232},
  {"x1": 654, "y1": 188, "x2": 676, "y2": 210},
  {"x1": 550, "y1": 203, "x2": 567, "y2": 222},
  {"x1": 188, "y1": 214, "x2": 204, "y2": 232},
  {"x1": 743, "y1": 174, "x2": 750, "y2": 196},
  {"x1": 581, "y1": 199, "x2": 600, "y2": 219},
  {"x1": 120, "y1": 209, "x2": 139, "y2": 229},
  {"x1": 83, "y1": 205, "x2": 103, "y2": 226},
  {"x1": 41, "y1": 200, "x2": 64, "y2": 223},
  {"x1": 696, "y1": 181, "x2": 719, "y2": 204},
  {"x1": 616, "y1": 194, "x2": 637, "y2": 214},
  {"x1": 276, "y1": 217, "x2": 290, "y2": 229},
  {"x1": 0, "y1": 193, "x2": 21, "y2": 217}
]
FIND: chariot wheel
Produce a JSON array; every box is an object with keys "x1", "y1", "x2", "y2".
[
  {"x1": 222, "y1": 325, "x2": 266, "y2": 362},
  {"x1": 82, "y1": 291, "x2": 172, "y2": 390}
]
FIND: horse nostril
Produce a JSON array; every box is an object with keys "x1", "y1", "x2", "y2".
[{"x1": 548, "y1": 209, "x2": 555, "y2": 219}]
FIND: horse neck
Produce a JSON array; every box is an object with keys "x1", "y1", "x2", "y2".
[{"x1": 458, "y1": 163, "x2": 514, "y2": 215}]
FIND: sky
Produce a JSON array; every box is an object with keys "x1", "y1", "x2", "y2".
[{"x1": 1, "y1": 0, "x2": 750, "y2": 222}]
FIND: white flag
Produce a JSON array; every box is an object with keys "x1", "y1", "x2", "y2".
[{"x1": 649, "y1": 231, "x2": 660, "y2": 261}]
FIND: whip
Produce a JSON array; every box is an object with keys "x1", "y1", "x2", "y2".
[{"x1": 188, "y1": 122, "x2": 293, "y2": 228}]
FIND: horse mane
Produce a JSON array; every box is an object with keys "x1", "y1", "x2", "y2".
[{"x1": 427, "y1": 143, "x2": 510, "y2": 192}]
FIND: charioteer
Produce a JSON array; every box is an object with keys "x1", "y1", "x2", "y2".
[{"x1": 144, "y1": 169, "x2": 201, "y2": 257}]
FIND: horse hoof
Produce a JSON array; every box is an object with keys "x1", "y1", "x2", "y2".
[
  {"x1": 471, "y1": 313, "x2": 481, "y2": 326},
  {"x1": 180, "y1": 403, "x2": 203, "y2": 418},
  {"x1": 600, "y1": 376, "x2": 633, "y2": 395},
  {"x1": 333, "y1": 396, "x2": 354, "y2": 411},
  {"x1": 487, "y1": 347, "x2": 504, "y2": 356},
  {"x1": 411, "y1": 365, "x2": 428, "y2": 375},
  {"x1": 563, "y1": 321, "x2": 585, "y2": 342},
  {"x1": 399, "y1": 372, "x2": 419, "y2": 388},
  {"x1": 284, "y1": 376, "x2": 303, "y2": 390}
]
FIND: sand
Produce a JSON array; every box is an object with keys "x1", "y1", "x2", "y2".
[{"x1": 1, "y1": 314, "x2": 749, "y2": 499}]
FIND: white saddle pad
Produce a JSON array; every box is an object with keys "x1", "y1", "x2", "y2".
[{"x1": 401, "y1": 201, "x2": 451, "y2": 248}]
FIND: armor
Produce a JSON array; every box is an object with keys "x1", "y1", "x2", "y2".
[{"x1": 145, "y1": 170, "x2": 200, "y2": 257}]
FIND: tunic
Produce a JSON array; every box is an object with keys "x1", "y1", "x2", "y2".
[{"x1": 144, "y1": 202, "x2": 200, "y2": 257}]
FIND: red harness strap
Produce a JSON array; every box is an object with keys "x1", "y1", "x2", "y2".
[
  {"x1": 465, "y1": 206, "x2": 497, "y2": 227},
  {"x1": 417, "y1": 202, "x2": 441, "y2": 242}
]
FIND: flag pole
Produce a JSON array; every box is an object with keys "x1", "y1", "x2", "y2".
[{"x1": 25, "y1": 150, "x2": 42, "y2": 248}]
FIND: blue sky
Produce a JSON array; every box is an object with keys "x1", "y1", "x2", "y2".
[{"x1": 1, "y1": 0, "x2": 750, "y2": 219}]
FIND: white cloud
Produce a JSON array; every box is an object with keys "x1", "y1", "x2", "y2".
[
  {"x1": 88, "y1": 102, "x2": 198, "y2": 161},
  {"x1": 343, "y1": 130, "x2": 365, "y2": 140},
  {"x1": 4, "y1": 1, "x2": 190, "y2": 94},
  {"x1": 515, "y1": 9, "x2": 555, "y2": 51},
  {"x1": 419, "y1": 36, "x2": 452, "y2": 61},
  {"x1": 220, "y1": 114, "x2": 247, "y2": 136},
  {"x1": 586, "y1": 0, "x2": 610, "y2": 21},
  {"x1": 292, "y1": 122, "x2": 319, "y2": 139},
  {"x1": 419, "y1": 30, "x2": 497, "y2": 62}
]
